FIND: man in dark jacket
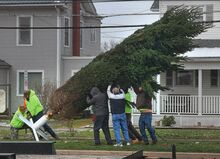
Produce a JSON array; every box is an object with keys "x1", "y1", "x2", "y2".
[
  {"x1": 86, "y1": 87, "x2": 113, "y2": 145},
  {"x1": 136, "y1": 86, "x2": 157, "y2": 145}
]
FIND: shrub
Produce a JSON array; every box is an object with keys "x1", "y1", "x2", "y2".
[{"x1": 162, "y1": 115, "x2": 176, "y2": 126}]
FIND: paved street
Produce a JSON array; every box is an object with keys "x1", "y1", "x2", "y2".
[
  {"x1": 14, "y1": 150, "x2": 220, "y2": 159},
  {"x1": 17, "y1": 155, "x2": 123, "y2": 159}
]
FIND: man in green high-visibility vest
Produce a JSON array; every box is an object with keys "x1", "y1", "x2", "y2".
[
  {"x1": 10, "y1": 105, "x2": 30, "y2": 139},
  {"x1": 24, "y1": 89, "x2": 59, "y2": 140},
  {"x1": 125, "y1": 88, "x2": 142, "y2": 144}
]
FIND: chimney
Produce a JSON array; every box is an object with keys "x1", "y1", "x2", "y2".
[{"x1": 72, "y1": 0, "x2": 80, "y2": 56}]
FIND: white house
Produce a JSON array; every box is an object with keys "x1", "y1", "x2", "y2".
[{"x1": 131, "y1": 0, "x2": 220, "y2": 127}]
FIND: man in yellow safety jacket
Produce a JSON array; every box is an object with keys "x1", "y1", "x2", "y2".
[{"x1": 24, "y1": 89, "x2": 59, "y2": 139}]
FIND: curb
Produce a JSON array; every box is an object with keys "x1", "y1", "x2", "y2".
[{"x1": 57, "y1": 150, "x2": 220, "y2": 159}]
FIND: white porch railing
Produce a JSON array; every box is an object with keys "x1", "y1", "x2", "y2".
[
  {"x1": 158, "y1": 95, "x2": 220, "y2": 115},
  {"x1": 202, "y1": 96, "x2": 220, "y2": 114}
]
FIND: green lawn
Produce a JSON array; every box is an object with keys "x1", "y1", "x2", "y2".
[
  {"x1": 2, "y1": 118, "x2": 220, "y2": 153},
  {"x1": 55, "y1": 128, "x2": 220, "y2": 153},
  {"x1": 55, "y1": 139, "x2": 220, "y2": 153}
]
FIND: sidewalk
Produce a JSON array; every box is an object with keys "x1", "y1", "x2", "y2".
[
  {"x1": 57, "y1": 150, "x2": 220, "y2": 159},
  {"x1": 16, "y1": 150, "x2": 220, "y2": 159}
]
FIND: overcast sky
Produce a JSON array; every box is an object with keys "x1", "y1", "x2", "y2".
[{"x1": 94, "y1": 1, "x2": 159, "y2": 45}]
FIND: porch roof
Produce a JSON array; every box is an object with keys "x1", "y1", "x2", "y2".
[
  {"x1": 181, "y1": 48, "x2": 220, "y2": 70},
  {"x1": 185, "y1": 47, "x2": 220, "y2": 59},
  {"x1": 0, "y1": 59, "x2": 11, "y2": 69}
]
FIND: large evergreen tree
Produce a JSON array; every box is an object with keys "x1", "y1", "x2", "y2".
[{"x1": 50, "y1": 7, "x2": 210, "y2": 119}]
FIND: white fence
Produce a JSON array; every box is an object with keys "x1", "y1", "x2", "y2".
[
  {"x1": 159, "y1": 95, "x2": 220, "y2": 115},
  {"x1": 202, "y1": 96, "x2": 220, "y2": 114}
]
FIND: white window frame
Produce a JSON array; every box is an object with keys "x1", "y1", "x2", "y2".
[
  {"x1": 16, "y1": 15, "x2": 33, "y2": 46},
  {"x1": 194, "y1": 5, "x2": 206, "y2": 22},
  {"x1": 71, "y1": 70, "x2": 79, "y2": 76},
  {"x1": 16, "y1": 70, "x2": 44, "y2": 96},
  {"x1": 80, "y1": 21, "x2": 84, "y2": 49},
  {"x1": 90, "y1": 26, "x2": 96, "y2": 42},
  {"x1": 64, "y1": 17, "x2": 70, "y2": 47}
]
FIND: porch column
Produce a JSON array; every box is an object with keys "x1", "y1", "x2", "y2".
[
  {"x1": 156, "y1": 74, "x2": 160, "y2": 115},
  {"x1": 198, "y1": 69, "x2": 202, "y2": 116},
  {"x1": 56, "y1": 8, "x2": 61, "y2": 88},
  {"x1": 6, "y1": 69, "x2": 10, "y2": 115}
]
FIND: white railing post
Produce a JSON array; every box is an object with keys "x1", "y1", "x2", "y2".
[
  {"x1": 198, "y1": 69, "x2": 203, "y2": 116},
  {"x1": 156, "y1": 74, "x2": 161, "y2": 115}
]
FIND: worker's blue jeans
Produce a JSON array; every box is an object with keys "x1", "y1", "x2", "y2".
[
  {"x1": 112, "y1": 113, "x2": 130, "y2": 144},
  {"x1": 139, "y1": 112, "x2": 157, "y2": 143}
]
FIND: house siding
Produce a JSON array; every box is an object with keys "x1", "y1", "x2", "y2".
[
  {"x1": 61, "y1": 4, "x2": 73, "y2": 57},
  {"x1": 60, "y1": 4, "x2": 101, "y2": 57},
  {"x1": 80, "y1": 5, "x2": 101, "y2": 57},
  {"x1": 80, "y1": 18, "x2": 101, "y2": 56},
  {"x1": 161, "y1": 69, "x2": 220, "y2": 96},
  {"x1": 159, "y1": 1, "x2": 220, "y2": 39},
  {"x1": 0, "y1": 7, "x2": 58, "y2": 113},
  {"x1": 62, "y1": 57, "x2": 94, "y2": 83},
  {"x1": 0, "y1": 69, "x2": 7, "y2": 84}
]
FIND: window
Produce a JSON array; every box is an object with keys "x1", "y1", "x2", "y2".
[
  {"x1": 176, "y1": 71, "x2": 193, "y2": 86},
  {"x1": 17, "y1": 16, "x2": 32, "y2": 45},
  {"x1": 0, "y1": 89, "x2": 6, "y2": 113},
  {"x1": 166, "y1": 71, "x2": 173, "y2": 86},
  {"x1": 90, "y1": 28, "x2": 96, "y2": 42},
  {"x1": 64, "y1": 17, "x2": 70, "y2": 47},
  {"x1": 196, "y1": 6, "x2": 205, "y2": 22},
  {"x1": 17, "y1": 71, "x2": 43, "y2": 96},
  {"x1": 195, "y1": 70, "x2": 198, "y2": 87},
  {"x1": 211, "y1": 70, "x2": 218, "y2": 87},
  {"x1": 206, "y1": 4, "x2": 213, "y2": 25}
]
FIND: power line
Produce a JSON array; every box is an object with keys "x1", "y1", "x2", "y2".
[
  {"x1": 0, "y1": 20, "x2": 217, "y2": 30},
  {"x1": 0, "y1": 10, "x2": 219, "y2": 19},
  {"x1": 101, "y1": 28, "x2": 138, "y2": 33},
  {"x1": 0, "y1": 24, "x2": 146, "y2": 29},
  {"x1": 76, "y1": 10, "x2": 220, "y2": 18}
]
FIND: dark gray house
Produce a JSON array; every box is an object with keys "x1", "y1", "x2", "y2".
[{"x1": 0, "y1": 0, "x2": 101, "y2": 116}]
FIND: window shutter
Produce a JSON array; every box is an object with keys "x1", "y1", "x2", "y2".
[{"x1": 206, "y1": 4, "x2": 213, "y2": 25}]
